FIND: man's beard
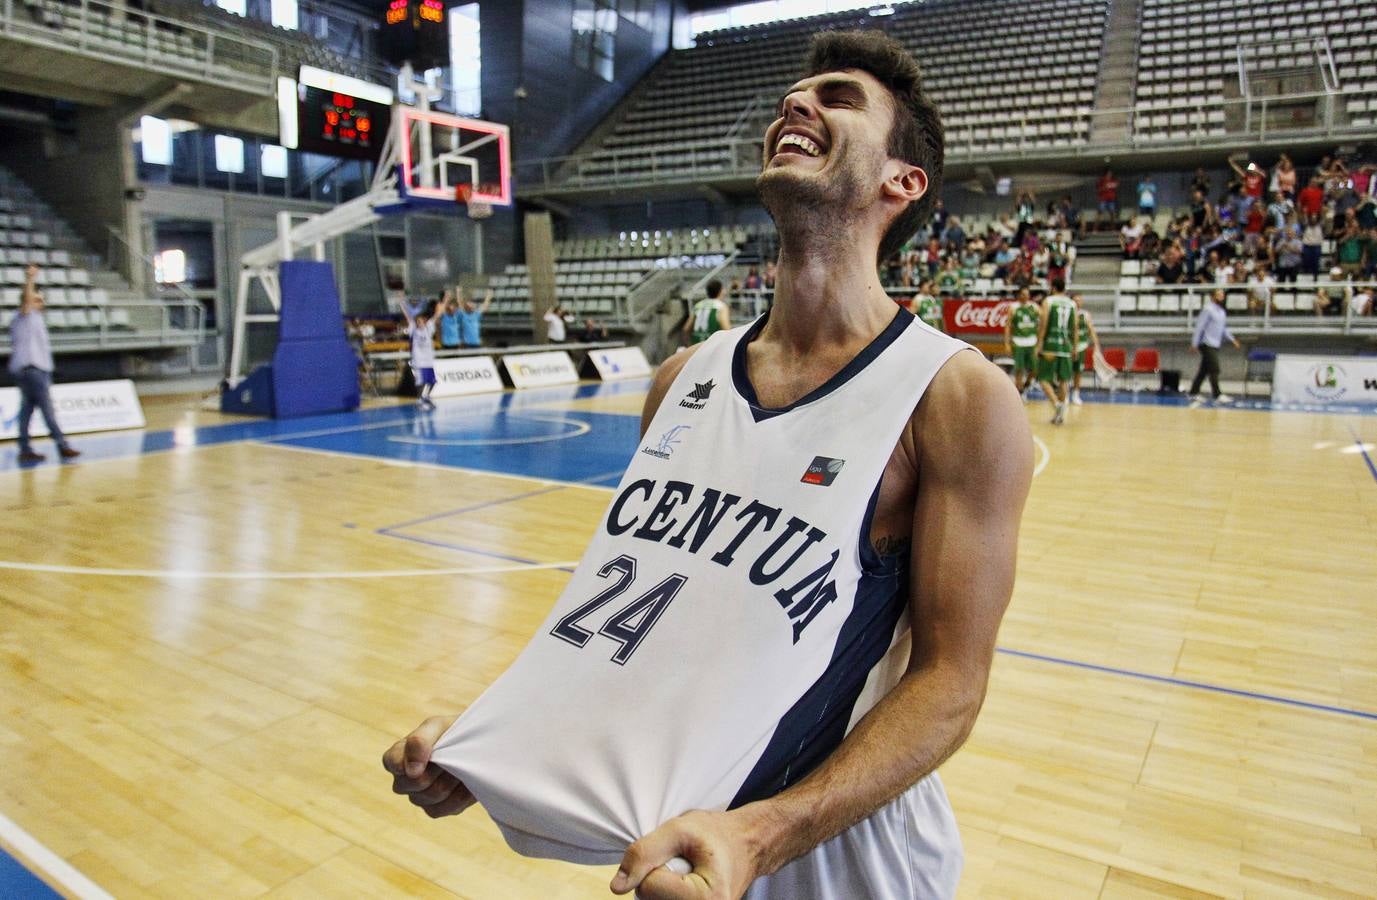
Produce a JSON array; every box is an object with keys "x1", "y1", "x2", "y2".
[{"x1": 756, "y1": 156, "x2": 867, "y2": 246}]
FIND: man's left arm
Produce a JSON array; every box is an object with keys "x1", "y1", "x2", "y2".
[{"x1": 614, "y1": 357, "x2": 1033, "y2": 899}]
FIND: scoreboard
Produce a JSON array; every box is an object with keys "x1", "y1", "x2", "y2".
[
  {"x1": 279, "y1": 66, "x2": 394, "y2": 161},
  {"x1": 378, "y1": 0, "x2": 449, "y2": 71}
]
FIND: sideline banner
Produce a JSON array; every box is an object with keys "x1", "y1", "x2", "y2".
[
  {"x1": 503, "y1": 350, "x2": 579, "y2": 389},
  {"x1": 431, "y1": 356, "x2": 504, "y2": 398},
  {"x1": 588, "y1": 346, "x2": 651, "y2": 381},
  {"x1": 942, "y1": 298, "x2": 1016, "y2": 335},
  {"x1": 1, "y1": 378, "x2": 145, "y2": 440},
  {"x1": 1272, "y1": 355, "x2": 1377, "y2": 406}
]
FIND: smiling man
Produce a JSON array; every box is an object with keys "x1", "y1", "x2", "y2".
[{"x1": 384, "y1": 30, "x2": 1032, "y2": 900}]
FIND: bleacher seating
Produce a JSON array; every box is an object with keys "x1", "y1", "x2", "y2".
[
  {"x1": 562, "y1": 0, "x2": 1108, "y2": 183},
  {"x1": 1136, "y1": 0, "x2": 1377, "y2": 138},
  {"x1": 487, "y1": 226, "x2": 755, "y2": 321}
]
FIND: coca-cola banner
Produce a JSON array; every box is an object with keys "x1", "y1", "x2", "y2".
[{"x1": 942, "y1": 298, "x2": 1016, "y2": 335}]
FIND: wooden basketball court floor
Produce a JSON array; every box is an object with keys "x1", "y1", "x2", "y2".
[{"x1": 1, "y1": 380, "x2": 1374, "y2": 899}]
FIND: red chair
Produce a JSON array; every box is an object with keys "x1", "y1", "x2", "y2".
[
  {"x1": 1097, "y1": 347, "x2": 1126, "y2": 389},
  {"x1": 1129, "y1": 348, "x2": 1160, "y2": 391}
]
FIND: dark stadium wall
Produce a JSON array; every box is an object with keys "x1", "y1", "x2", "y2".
[{"x1": 0, "y1": 108, "x2": 126, "y2": 262}]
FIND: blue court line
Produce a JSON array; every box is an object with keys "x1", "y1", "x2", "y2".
[
  {"x1": 997, "y1": 647, "x2": 1377, "y2": 722},
  {"x1": 1347, "y1": 425, "x2": 1377, "y2": 484},
  {"x1": 0, "y1": 847, "x2": 61, "y2": 900}
]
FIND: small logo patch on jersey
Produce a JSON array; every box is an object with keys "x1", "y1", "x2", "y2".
[
  {"x1": 679, "y1": 379, "x2": 715, "y2": 410},
  {"x1": 801, "y1": 456, "x2": 844, "y2": 486},
  {"x1": 641, "y1": 424, "x2": 691, "y2": 460}
]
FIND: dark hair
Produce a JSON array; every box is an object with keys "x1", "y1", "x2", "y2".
[
  {"x1": 1050, "y1": 277, "x2": 1066, "y2": 292},
  {"x1": 804, "y1": 30, "x2": 944, "y2": 263},
  {"x1": 706, "y1": 279, "x2": 723, "y2": 298}
]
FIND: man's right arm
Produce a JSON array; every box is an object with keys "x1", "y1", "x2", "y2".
[{"x1": 21, "y1": 265, "x2": 39, "y2": 312}]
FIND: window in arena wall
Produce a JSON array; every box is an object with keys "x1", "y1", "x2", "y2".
[
  {"x1": 154, "y1": 249, "x2": 186, "y2": 285},
  {"x1": 573, "y1": 0, "x2": 616, "y2": 82},
  {"x1": 216, "y1": 0, "x2": 246, "y2": 15},
  {"x1": 270, "y1": 0, "x2": 298, "y2": 30},
  {"x1": 618, "y1": 0, "x2": 651, "y2": 30},
  {"x1": 215, "y1": 136, "x2": 245, "y2": 174},
  {"x1": 140, "y1": 116, "x2": 172, "y2": 165},
  {"x1": 450, "y1": 3, "x2": 481, "y2": 116},
  {"x1": 261, "y1": 144, "x2": 289, "y2": 179},
  {"x1": 689, "y1": 0, "x2": 877, "y2": 38}
]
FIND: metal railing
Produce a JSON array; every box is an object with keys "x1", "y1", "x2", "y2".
[
  {"x1": 0, "y1": 0, "x2": 278, "y2": 94},
  {"x1": 0, "y1": 297, "x2": 205, "y2": 354},
  {"x1": 517, "y1": 88, "x2": 1374, "y2": 194},
  {"x1": 1104, "y1": 280, "x2": 1377, "y2": 335}
]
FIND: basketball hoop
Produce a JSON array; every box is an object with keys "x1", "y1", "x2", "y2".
[{"x1": 457, "y1": 184, "x2": 494, "y2": 220}]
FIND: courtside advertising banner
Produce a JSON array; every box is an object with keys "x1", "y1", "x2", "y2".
[
  {"x1": 431, "y1": 356, "x2": 504, "y2": 398},
  {"x1": 941, "y1": 298, "x2": 1016, "y2": 335},
  {"x1": 0, "y1": 378, "x2": 145, "y2": 440},
  {"x1": 588, "y1": 346, "x2": 651, "y2": 381},
  {"x1": 1272, "y1": 355, "x2": 1377, "y2": 406},
  {"x1": 503, "y1": 351, "x2": 579, "y2": 389}
]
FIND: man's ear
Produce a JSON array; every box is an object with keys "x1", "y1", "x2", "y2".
[{"x1": 882, "y1": 161, "x2": 928, "y2": 204}]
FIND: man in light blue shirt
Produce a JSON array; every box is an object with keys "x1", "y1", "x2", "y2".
[
  {"x1": 1188, "y1": 288, "x2": 1241, "y2": 404},
  {"x1": 456, "y1": 289, "x2": 493, "y2": 348},
  {"x1": 9, "y1": 265, "x2": 79, "y2": 464}
]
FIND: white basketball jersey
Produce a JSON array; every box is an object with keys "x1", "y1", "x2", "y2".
[{"x1": 432, "y1": 309, "x2": 971, "y2": 864}]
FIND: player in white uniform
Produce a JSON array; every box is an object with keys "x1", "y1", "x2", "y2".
[{"x1": 384, "y1": 30, "x2": 1032, "y2": 899}]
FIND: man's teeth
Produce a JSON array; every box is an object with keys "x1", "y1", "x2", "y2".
[{"x1": 777, "y1": 134, "x2": 822, "y2": 157}]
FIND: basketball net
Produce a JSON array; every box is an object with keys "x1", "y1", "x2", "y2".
[{"x1": 457, "y1": 184, "x2": 494, "y2": 220}]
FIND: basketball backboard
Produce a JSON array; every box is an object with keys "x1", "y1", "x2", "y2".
[{"x1": 397, "y1": 108, "x2": 511, "y2": 210}]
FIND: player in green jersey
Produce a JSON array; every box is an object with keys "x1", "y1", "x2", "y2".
[
  {"x1": 915, "y1": 281, "x2": 945, "y2": 332},
  {"x1": 683, "y1": 279, "x2": 732, "y2": 344},
  {"x1": 1070, "y1": 293, "x2": 1100, "y2": 405},
  {"x1": 1035, "y1": 277, "x2": 1079, "y2": 425},
  {"x1": 1003, "y1": 287, "x2": 1041, "y2": 398}
]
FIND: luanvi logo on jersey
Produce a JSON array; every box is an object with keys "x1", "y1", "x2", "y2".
[
  {"x1": 679, "y1": 379, "x2": 715, "y2": 410},
  {"x1": 801, "y1": 456, "x2": 845, "y2": 486},
  {"x1": 641, "y1": 425, "x2": 691, "y2": 460}
]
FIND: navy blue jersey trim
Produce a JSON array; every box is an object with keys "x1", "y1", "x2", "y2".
[
  {"x1": 732, "y1": 307, "x2": 915, "y2": 423},
  {"x1": 727, "y1": 479, "x2": 909, "y2": 809}
]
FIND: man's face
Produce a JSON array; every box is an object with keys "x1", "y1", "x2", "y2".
[{"x1": 757, "y1": 68, "x2": 913, "y2": 225}]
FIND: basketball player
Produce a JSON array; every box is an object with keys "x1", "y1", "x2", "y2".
[
  {"x1": 1034, "y1": 277, "x2": 1078, "y2": 425},
  {"x1": 684, "y1": 278, "x2": 733, "y2": 343},
  {"x1": 1003, "y1": 287, "x2": 1040, "y2": 398},
  {"x1": 914, "y1": 279, "x2": 945, "y2": 331},
  {"x1": 400, "y1": 299, "x2": 438, "y2": 409},
  {"x1": 1069, "y1": 293, "x2": 1100, "y2": 406},
  {"x1": 383, "y1": 31, "x2": 1032, "y2": 899}
]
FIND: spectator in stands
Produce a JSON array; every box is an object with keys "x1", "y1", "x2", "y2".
[
  {"x1": 1204, "y1": 249, "x2": 1231, "y2": 285},
  {"x1": 1356, "y1": 192, "x2": 1377, "y2": 233},
  {"x1": 925, "y1": 234, "x2": 942, "y2": 277},
  {"x1": 1190, "y1": 167, "x2": 1211, "y2": 198},
  {"x1": 1241, "y1": 200, "x2": 1266, "y2": 257},
  {"x1": 544, "y1": 303, "x2": 572, "y2": 343},
  {"x1": 1335, "y1": 214, "x2": 1366, "y2": 279},
  {"x1": 1119, "y1": 217, "x2": 1143, "y2": 259},
  {"x1": 941, "y1": 216, "x2": 966, "y2": 254},
  {"x1": 1297, "y1": 176, "x2": 1325, "y2": 220},
  {"x1": 1156, "y1": 241, "x2": 1186, "y2": 284},
  {"x1": 936, "y1": 255, "x2": 964, "y2": 295},
  {"x1": 1189, "y1": 187, "x2": 1217, "y2": 231},
  {"x1": 1015, "y1": 190, "x2": 1036, "y2": 225},
  {"x1": 456, "y1": 289, "x2": 494, "y2": 348},
  {"x1": 1139, "y1": 224, "x2": 1160, "y2": 261},
  {"x1": 1136, "y1": 175, "x2": 1158, "y2": 218},
  {"x1": 1271, "y1": 220, "x2": 1302, "y2": 283},
  {"x1": 763, "y1": 260, "x2": 777, "y2": 289},
  {"x1": 1266, "y1": 191, "x2": 1293, "y2": 232},
  {"x1": 579, "y1": 318, "x2": 610, "y2": 342},
  {"x1": 1229, "y1": 158, "x2": 1267, "y2": 213},
  {"x1": 1245, "y1": 262, "x2": 1276, "y2": 313},
  {"x1": 1047, "y1": 234, "x2": 1073, "y2": 285},
  {"x1": 1096, "y1": 167, "x2": 1120, "y2": 229},
  {"x1": 1315, "y1": 268, "x2": 1349, "y2": 317},
  {"x1": 1272, "y1": 154, "x2": 1297, "y2": 200},
  {"x1": 1300, "y1": 213, "x2": 1325, "y2": 277},
  {"x1": 1059, "y1": 196, "x2": 1081, "y2": 237},
  {"x1": 9, "y1": 265, "x2": 79, "y2": 464},
  {"x1": 1188, "y1": 289, "x2": 1240, "y2": 404},
  {"x1": 929, "y1": 198, "x2": 948, "y2": 238},
  {"x1": 743, "y1": 266, "x2": 763, "y2": 290},
  {"x1": 1353, "y1": 163, "x2": 1375, "y2": 200},
  {"x1": 437, "y1": 291, "x2": 462, "y2": 349}
]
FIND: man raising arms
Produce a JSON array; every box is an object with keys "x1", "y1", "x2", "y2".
[{"x1": 384, "y1": 31, "x2": 1031, "y2": 899}]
